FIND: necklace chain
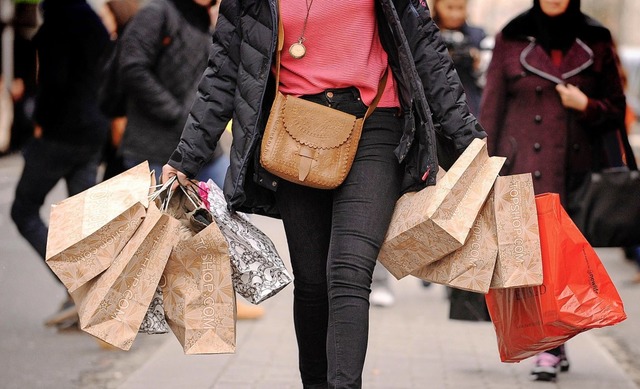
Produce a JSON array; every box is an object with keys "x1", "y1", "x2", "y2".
[
  {"x1": 289, "y1": 0, "x2": 314, "y2": 59},
  {"x1": 298, "y1": 0, "x2": 314, "y2": 43}
]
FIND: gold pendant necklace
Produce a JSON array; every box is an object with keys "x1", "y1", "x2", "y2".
[{"x1": 289, "y1": 0, "x2": 314, "y2": 59}]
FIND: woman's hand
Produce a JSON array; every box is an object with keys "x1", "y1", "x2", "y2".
[
  {"x1": 555, "y1": 83, "x2": 589, "y2": 112},
  {"x1": 161, "y1": 163, "x2": 189, "y2": 190},
  {"x1": 110, "y1": 117, "x2": 127, "y2": 147}
]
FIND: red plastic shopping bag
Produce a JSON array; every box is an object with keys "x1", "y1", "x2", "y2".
[{"x1": 485, "y1": 193, "x2": 626, "y2": 362}]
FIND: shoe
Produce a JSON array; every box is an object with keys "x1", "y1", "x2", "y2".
[
  {"x1": 623, "y1": 246, "x2": 636, "y2": 260},
  {"x1": 558, "y1": 355, "x2": 570, "y2": 373},
  {"x1": 370, "y1": 287, "x2": 395, "y2": 307},
  {"x1": 558, "y1": 344, "x2": 570, "y2": 372},
  {"x1": 44, "y1": 296, "x2": 78, "y2": 328},
  {"x1": 55, "y1": 315, "x2": 80, "y2": 332},
  {"x1": 236, "y1": 302, "x2": 264, "y2": 320},
  {"x1": 530, "y1": 352, "x2": 561, "y2": 382},
  {"x1": 95, "y1": 338, "x2": 119, "y2": 351}
]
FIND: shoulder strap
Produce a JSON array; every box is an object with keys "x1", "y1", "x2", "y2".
[{"x1": 619, "y1": 125, "x2": 638, "y2": 170}]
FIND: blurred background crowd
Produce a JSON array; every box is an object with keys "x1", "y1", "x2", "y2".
[{"x1": 2, "y1": 0, "x2": 639, "y2": 157}]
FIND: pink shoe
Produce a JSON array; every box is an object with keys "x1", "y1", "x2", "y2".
[{"x1": 530, "y1": 352, "x2": 561, "y2": 382}]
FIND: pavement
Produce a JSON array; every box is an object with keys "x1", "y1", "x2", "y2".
[{"x1": 1, "y1": 152, "x2": 639, "y2": 389}]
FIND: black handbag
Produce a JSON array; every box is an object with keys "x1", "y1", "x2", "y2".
[
  {"x1": 448, "y1": 288, "x2": 491, "y2": 322},
  {"x1": 568, "y1": 128, "x2": 640, "y2": 247}
]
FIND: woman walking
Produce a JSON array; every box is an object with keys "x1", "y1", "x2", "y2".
[
  {"x1": 163, "y1": 1, "x2": 486, "y2": 387},
  {"x1": 480, "y1": 0, "x2": 626, "y2": 381}
]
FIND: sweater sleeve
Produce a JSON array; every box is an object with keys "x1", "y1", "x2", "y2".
[
  {"x1": 478, "y1": 33, "x2": 509, "y2": 156},
  {"x1": 576, "y1": 41, "x2": 626, "y2": 131}
]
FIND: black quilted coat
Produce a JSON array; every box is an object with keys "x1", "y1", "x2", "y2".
[
  {"x1": 118, "y1": 0, "x2": 211, "y2": 165},
  {"x1": 168, "y1": 0, "x2": 486, "y2": 217}
]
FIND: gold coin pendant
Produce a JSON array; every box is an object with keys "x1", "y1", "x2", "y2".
[{"x1": 289, "y1": 42, "x2": 306, "y2": 59}]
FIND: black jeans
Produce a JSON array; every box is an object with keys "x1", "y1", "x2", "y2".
[
  {"x1": 11, "y1": 137, "x2": 102, "y2": 271},
  {"x1": 274, "y1": 88, "x2": 403, "y2": 389}
]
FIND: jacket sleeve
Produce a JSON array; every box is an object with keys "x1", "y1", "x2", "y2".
[
  {"x1": 578, "y1": 40, "x2": 626, "y2": 131},
  {"x1": 167, "y1": 1, "x2": 240, "y2": 177},
  {"x1": 403, "y1": 0, "x2": 486, "y2": 150},
  {"x1": 119, "y1": 2, "x2": 184, "y2": 123},
  {"x1": 478, "y1": 33, "x2": 508, "y2": 156}
]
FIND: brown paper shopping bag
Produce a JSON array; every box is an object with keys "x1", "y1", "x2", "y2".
[
  {"x1": 46, "y1": 162, "x2": 151, "y2": 292},
  {"x1": 71, "y1": 202, "x2": 181, "y2": 350},
  {"x1": 154, "y1": 184, "x2": 236, "y2": 354},
  {"x1": 379, "y1": 139, "x2": 505, "y2": 279},
  {"x1": 490, "y1": 174, "x2": 543, "y2": 288},
  {"x1": 162, "y1": 221, "x2": 236, "y2": 355},
  {"x1": 411, "y1": 194, "x2": 498, "y2": 293}
]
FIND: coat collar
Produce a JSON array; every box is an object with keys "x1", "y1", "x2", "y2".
[{"x1": 520, "y1": 38, "x2": 594, "y2": 84}]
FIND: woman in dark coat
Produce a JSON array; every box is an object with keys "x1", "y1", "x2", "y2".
[
  {"x1": 163, "y1": 1, "x2": 486, "y2": 387},
  {"x1": 480, "y1": 0, "x2": 625, "y2": 204},
  {"x1": 479, "y1": 0, "x2": 626, "y2": 382}
]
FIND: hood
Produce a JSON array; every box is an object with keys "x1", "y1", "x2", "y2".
[{"x1": 502, "y1": 5, "x2": 610, "y2": 48}]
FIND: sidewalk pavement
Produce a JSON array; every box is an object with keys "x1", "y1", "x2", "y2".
[
  {"x1": 116, "y1": 214, "x2": 639, "y2": 389},
  {"x1": 1, "y1": 153, "x2": 638, "y2": 389}
]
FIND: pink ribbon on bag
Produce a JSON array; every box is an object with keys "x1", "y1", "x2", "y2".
[{"x1": 197, "y1": 181, "x2": 211, "y2": 210}]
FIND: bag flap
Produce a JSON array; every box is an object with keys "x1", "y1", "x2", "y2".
[
  {"x1": 430, "y1": 140, "x2": 505, "y2": 218},
  {"x1": 427, "y1": 139, "x2": 487, "y2": 213},
  {"x1": 46, "y1": 161, "x2": 152, "y2": 259},
  {"x1": 282, "y1": 95, "x2": 358, "y2": 149},
  {"x1": 491, "y1": 174, "x2": 542, "y2": 288}
]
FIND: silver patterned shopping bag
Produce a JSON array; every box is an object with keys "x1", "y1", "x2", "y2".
[
  {"x1": 138, "y1": 286, "x2": 170, "y2": 334},
  {"x1": 200, "y1": 180, "x2": 293, "y2": 304}
]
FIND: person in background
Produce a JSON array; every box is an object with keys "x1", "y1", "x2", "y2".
[
  {"x1": 627, "y1": 246, "x2": 640, "y2": 283},
  {"x1": 480, "y1": 0, "x2": 626, "y2": 382},
  {"x1": 100, "y1": 0, "x2": 139, "y2": 42},
  {"x1": 10, "y1": 0, "x2": 111, "y2": 329},
  {"x1": 616, "y1": 52, "x2": 640, "y2": 285},
  {"x1": 97, "y1": 0, "x2": 139, "y2": 180},
  {"x1": 0, "y1": 2, "x2": 38, "y2": 154},
  {"x1": 432, "y1": 0, "x2": 486, "y2": 116},
  {"x1": 9, "y1": 28, "x2": 37, "y2": 152},
  {"x1": 162, "y1": 0, "x2": 486, "y2": 387},
  {"x1": 117, "y1": 0, "x2": 213, "y2": 177}
]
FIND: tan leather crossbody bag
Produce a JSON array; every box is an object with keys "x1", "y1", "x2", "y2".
[{"x1": 260, "y1": 12, "x2": 387, "y2": 189}]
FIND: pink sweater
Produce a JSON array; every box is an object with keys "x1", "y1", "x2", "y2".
[{"x1": 277, "y1": 0, "x2": 400, "y2": 108}]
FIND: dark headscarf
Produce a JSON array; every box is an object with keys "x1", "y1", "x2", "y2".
[
  {"x1": 168, "y1": 0, "x2": 211, "y2": 33},
  {"x1": 501, "y1": 0, "x2": 612, "y2": 53},
  {"x1": 531, "y1": 0, "x2": 584, "y2": 52}
]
